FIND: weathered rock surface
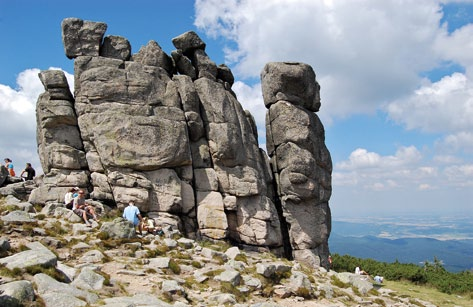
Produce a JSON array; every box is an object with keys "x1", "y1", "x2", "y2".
[
  {"x1": 30, "y1": 18, "x2": 331, "y2": 270},
  {"x1": 264, "y1": 62, "x2": 332, "y2": 268}
]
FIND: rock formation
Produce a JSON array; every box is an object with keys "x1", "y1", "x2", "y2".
[
  {"x1": 263, "y1": 62, "x2": 332, "y2": 268},
  {"x1": 30, "y1": 17, "x2": 331, "y2": 268}
]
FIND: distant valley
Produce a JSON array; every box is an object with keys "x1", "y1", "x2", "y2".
[{"x1": 329, "y1": 215, "x2": 473, "y2": 272}]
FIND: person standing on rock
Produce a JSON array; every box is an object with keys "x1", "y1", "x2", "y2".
[
  {"x1": 123, "y1": 201, "x2": 143, "y2": 235},
  {"x1": 20, "y1": 163, "x2": 35, "y2": 181},
  {"x1": 3, "y1": 158, "x2": 15, "y2": 177},
  {"x1": 73, "y1": 190, "x2": 99, "y2": 227}
]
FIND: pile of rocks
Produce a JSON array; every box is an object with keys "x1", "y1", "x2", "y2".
[{"x1": 0, "y1": 195, "x2": 437, "y2": 307}]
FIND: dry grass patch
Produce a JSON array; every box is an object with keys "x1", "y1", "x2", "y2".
[{"x1": 385, "y1": 280, "x2": 471, "y2": 307}]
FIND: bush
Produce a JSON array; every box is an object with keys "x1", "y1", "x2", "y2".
[{"x1": 331, "y1": 253, "x2": 473, "y2": 295}]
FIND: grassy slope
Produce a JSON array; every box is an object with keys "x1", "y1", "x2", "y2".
[{"x1": 385, "y1": 280, "x2": 472, "y2": 307}]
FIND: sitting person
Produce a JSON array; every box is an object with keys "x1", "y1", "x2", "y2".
[
  {"x1": 142, "y1": 217, "x2": 155, "y2": 234},
  {"x1": 64, "y1": 187, "x2": 79, "y2": 209},
  {"x1": 20, "y1": 163, "x2": 35, "y2": 181},
  {"x1": 141, "y1": 217, "x2": 164, "y2": 236},
  {"x1": 374, "y1": 275, "x2": 384, "y2": 283},
  {"x1": 73, "y1": 190, "x2": 99, "y2": 226},
  {"x1": 355, "y1": 266, "x2": 369, "y2": 275},
  {"x1": 4, "y1": 158, "x2": 15, "y2": 177}
]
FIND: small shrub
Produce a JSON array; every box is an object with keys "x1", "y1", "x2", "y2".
[
  {"x1": 168, "y1": 259, "x2": 181, "y2": 274},
  {"x1": 368, "y1": 288, "x2": 379, "y2": 295},
  {"x1": 330, "y1": 275, "x2": 350, "y2": 288},
  {"x1": 25, "y1": 265, "x2": 68, "y2": 282},
  {"x1": 45, "y1": 221, "x2": 67, "y2": 236},
  {"x1": 3, "y1": 205, "x2": 20, "y2": 212},
  {"x1": 146, "y1": 245, "x2": 169, "y2": 258},
  {"x1": 409, "y1": 299, "x2": 427, "y2": 307},
  {"x1": 234, "y1": 253, "x2": 248, "y2": 263},
  {"x1": 373, "y1": 298, "x2": 386, "y2": 306},
  {"x1": 97, "y1": 231, "x2": 109, "y2": 240},
  {"x1": 21, "y1": 223, "x2": 38, "y2": 236},
  {"x1": 191, "y1": 260, "x2": 202, "y2": 268},
  {"x1": 33, "y1": 203, "x2": 43, "y2": 213},
  {"x1": 204, "y1": 269, "x2": 225, "y2": 277},
  {"x1": 295, "y1": 287, "x2": 312, "y2": 299},
  {"x1": 220, "y1": 281, "x2": 246, "y2": 302},
  {"x1": 261, "y1": 284, "x2": 274, "y2": 297},
  {"x1": 212, "y1": 254, "x2": 226, "y2": 265},
  {"x1": 145, "y1": 268, "x2": 157, "y2": 274},
  {"x1": 352, "y1": 286, "x2": 362, "y2": 296},
  {"x1": 170, "y1": 250, "x2": 191, "y2": 260},
  {"x1": 198, "y1": 239, "x2": 231, "y2": 252},
  {"x1": 0, "y1": 264, "x2": 22, "y2": 277},
  {"x1": 35, "y1": 214, "x2": 46, "y2": 220}
]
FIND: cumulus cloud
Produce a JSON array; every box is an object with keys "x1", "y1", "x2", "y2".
[
  {"x1": 386, "y1": 73, "x2": 473, "y2": 133},
  {"x1": 195, "y1": 0, "x2": 473, "y2": 215},
  {"x1": 435, "y1": 131, "x2": 473, "y2": 154},
  {"x1": 334, "y1": 146, "x2": 440, "y2": 191},
  {"x1": 195, "y1": 0, "x2": 448, "y2": 120},
  {"x1": 337, "y1": 146, "x2": 422, "y2": 171},
  {"x1": 0, "y1": 68, "x2": 73, "y2": 175}
]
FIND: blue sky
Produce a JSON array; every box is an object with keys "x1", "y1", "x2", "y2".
[{"x1": 1, "y1": 0, "x2": 472, "y2": 218}]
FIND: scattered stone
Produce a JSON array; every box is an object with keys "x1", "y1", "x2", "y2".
[
  {"x1": 99, "y1": 218, "x2": 136, "y2": 239},
  {"x1": 0, "y1": 242, "x2": 57, "y2": 270},
  {"x1": 71, "y1": 267, "x2": 105, "y2": 290},
  {"x1": 34, "y1": 273, "x2": 98, "y2": 305},
  {"x1": 77, "y1": 250, "x2": 105, "y2": 264},
  {"x1": 0, "y1": 280, "x2": 35, "y2": 306},
  {"x1": 214, "y1": 269, "x2": 241, "y2": 286},
  {"x1": 1, "y1": 210, "x2": 36, "y2": 224}
]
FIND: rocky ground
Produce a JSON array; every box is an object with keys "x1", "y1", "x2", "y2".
[{"x1": 0, "y1": 194, "x2": 439, "y2": 307}]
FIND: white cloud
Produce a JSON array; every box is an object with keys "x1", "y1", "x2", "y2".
[
  {"x1": 195, "y1": 0, "x2": 448, "y2": 120},
  {"x1": 337, "y1": 146, "x2": 422, "y2": 171},
  {"x1": 435, "y1": 131, "x2": 473, "y2": 153},
  {"x1": 334, "y1": 146, "x2": 439, "y2": 191},
  {"x1": 444, "y1": 164, "x2": 473, "y2": 187},
  {"x1": 194, "y1": 0, "x2": 473, "y2": 216},
  {"x1": 231, "y1": 81, "x2": 266, "y2": 140},
  {"x1": 386, "y1": 72, "x2": 473, "y2": 133},
  {"x1": 0, "y1": 68, "x2": 74, "y2": 175}
]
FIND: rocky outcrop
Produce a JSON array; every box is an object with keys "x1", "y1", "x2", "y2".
[
  {"x1": 31, "y1": 17, "x2": 330, "y2": 268},
  {"x1": 263, "y1": 62, "x2": 332, "y2": 268}
]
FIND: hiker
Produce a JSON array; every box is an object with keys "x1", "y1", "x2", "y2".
[
  {"x1": 64, "y1": 187, "x2": 79, "y2": 209},
  {"x1": 4, "y1": 158, "x2": 15, "y2": 176},
  {"x1": 123, "y1": 201, "x2": 143, "y2": 235},
  {"x1": 355, "y1": 266, "x2": 369, "y2": 275},
  {"x1": 142, "y1": 217, "x2": 164, "y2": 236},
  {"x1": 374, "y1": 275, "x2": 384, "y2": 283},
  {"x1": 20, "y1": 163, "x2": 35, "y2": 181},
  {"x1": 73, "y1": 190, "x2": 99, "y2": 227},
  {"x1": 142, "y1": 217, "x2": 155, "y2": 234}
]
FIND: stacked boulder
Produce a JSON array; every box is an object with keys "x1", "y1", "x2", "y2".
[
  {"x1": 31, "y1": 18, "x2": 331, "y2": 268},
  {"x1": 31, "y1": 69, "x2": 89, "y2": 204},
  {"x1": 263, "y1": 62, "x2": 332, "y2": 268}
]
